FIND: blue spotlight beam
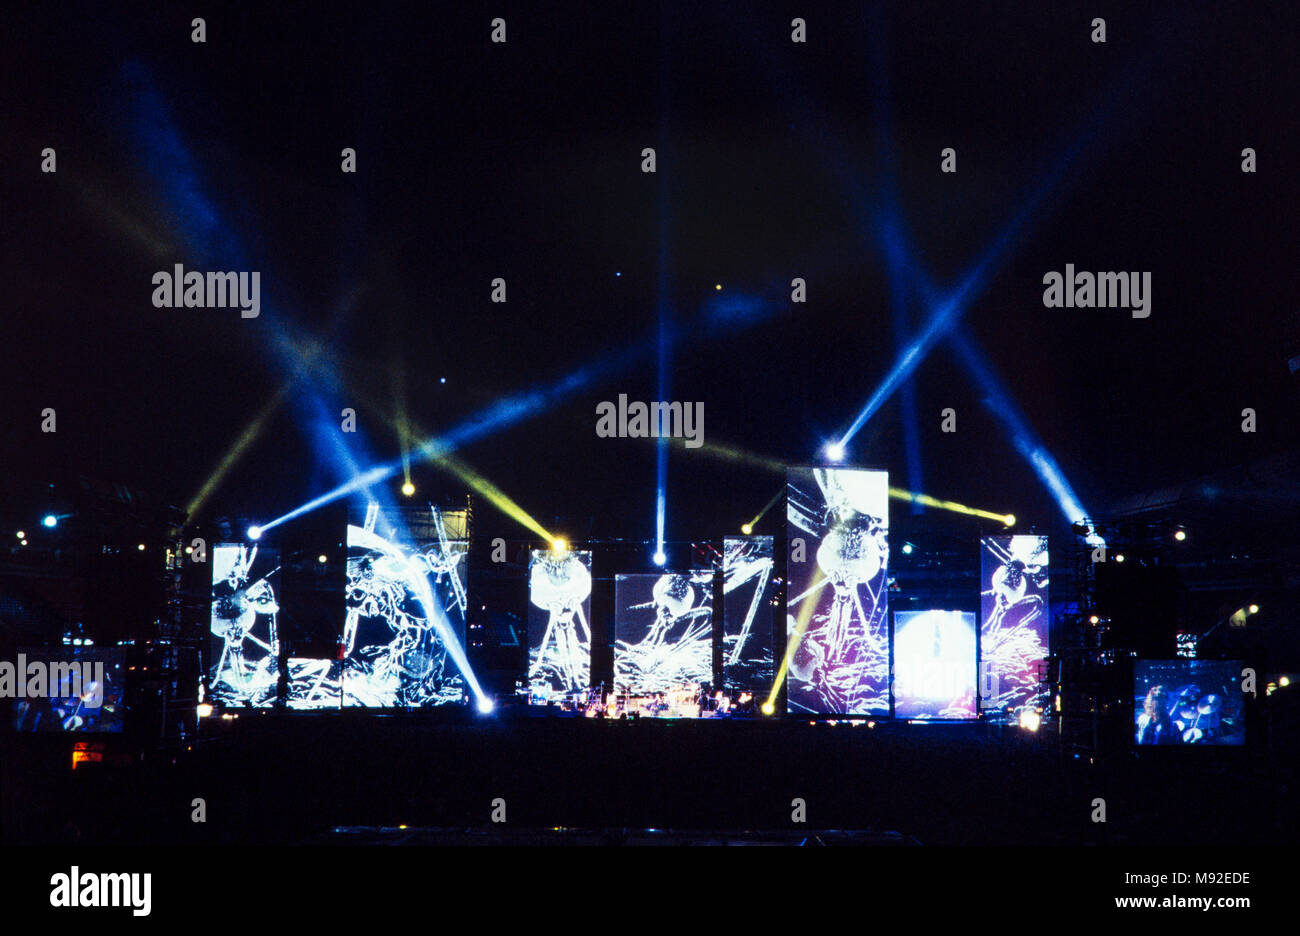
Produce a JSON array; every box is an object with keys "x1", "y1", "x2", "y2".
[{"x1": 123, "y1": 63, "x2": 491, "y2": 704}]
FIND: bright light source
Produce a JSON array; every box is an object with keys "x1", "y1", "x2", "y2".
[
  {"x1": 185, "y1": 546, "x2": 193, "y2": 554},
  {"x1": 551, "y1": 537, "x2": 567, "y2": 554},
  {"x1": 741, "y1": 523, "x2": 753, "y2": 535},
  {"x1": 1248, "y1": 604, "x2": 1260, "y2": 615},
  {"x1": 1173, "y1": 527, "x2": 1187, "y2": 542},
  {"x1": 247, "y1": 525, "x2": 262, "y2": 541},
  {"x1": 137, "y1": 543, "x2": 146, "y2": 551},
  {"x1": 824, "y1": 442, "x2": 845, "y2": 463},
  {"x1": 1115, "y1": 553, "x2": 1125, "y2": 563},
  {"x1": 15, "y1": 530, "x2": 24, "y2": 539},
  {"x1": 196, "y1": 703, "x2": 213, "y2": 718},
  {"x1": 1018, "y1": 709, "x2": 1041, "y2": 732},
  {"x1": 652, "y1": 550, "x2": 666, "y2": 567},
  {"x1": 760, "y1": 701, "x2": 775, "y2": 716},
  {"x1": 1280, "y1": 676, "x2": 1291, "y2": 688},
  {"x1": 1003, "y1": 514, "x2": 1016, "y2": 527},
  {"x1": 901, "y1": 543, "x2": 913, "y2": 554},
  {"x1": 19, "y1": 539, "x2": 27, "y2": 546},
  {"x1": 401, "y1": 481, "x2": 415, "y2": 497},
  {"x1": 714, "y1": 283, "x2": 722, "y2": 291},
  {"x1": 1089, "y1": 615, "x2": 1100, "y2": 625},
  {"x1": 477, "y1": 697, "x2": 495, "y2": 714},
  {"x1": 317, "y1": 554, "x2": 328, "y2": 564},
  {"x1": 42, "y1": 515, "x2": 57, "y2": 528}
]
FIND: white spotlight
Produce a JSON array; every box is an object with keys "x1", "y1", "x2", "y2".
[
  {"x1": 652, "y1": 550, "x2": 667, "y2": 567},
  {"x1": 247, "y1": 525, "x2": 262, "y2": 541},
  {"x1": 477, "y1": 697, "x2": 495, "y2": 714},
  {"x1": 824, "y1": 442, "x2": 845, "y2": 463}
]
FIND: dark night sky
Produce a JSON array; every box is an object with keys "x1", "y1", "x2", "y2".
[{"x1": 2, "y1": 1, "x2": 1297, "y2": 544}]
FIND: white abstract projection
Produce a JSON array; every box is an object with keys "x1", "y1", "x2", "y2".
[
  {"x1": 614, "y1": 571, "x2": 714, "y2": 696},
  {"x1": 528, "y1": 549, "x2": 593, "y2": 699},
  {"x1": 343, "y1": 504, "x2": 468, "y2": 707},
  {"x1": 209, "y1": 543, "x2": 280, "y2": 707}
]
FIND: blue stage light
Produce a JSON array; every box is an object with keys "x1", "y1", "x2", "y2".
[
  {"x1": 477, "y1": 697, "x2": 495, "y2": 714},
  {"x1": 247, "y1": 525, "x2": 262, "y2": 541},
  {"x1": 824, "y1": 442, "x2": 845, "y2": 463},
  {"x1": 42, "y1": 515, "x2": 57, "y2": 528},
  {"x1": 653, "y1": 550, "x2": 667, "y2": 567}
]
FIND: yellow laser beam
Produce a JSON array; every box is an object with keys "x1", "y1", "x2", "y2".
[{"x1": 765, "y1": 567, "x2": 828, "y2": 713}]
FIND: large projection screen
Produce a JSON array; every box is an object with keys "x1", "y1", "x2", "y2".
[
  {"x1": 979, "y1": 535, "x2": 1049, "y2": 721},
  {"x1": 785, "y1": 467, "x2": 890, "y2": 715},
  {"x1": 209, "y1": 543, "x2": 280, "y2": 708},
  {"x1": 1134, "y1": 659, "x2": 1245, "y2": 747},
  {"x1": 343, "y1": 504, "x2": 468, "y2": 707},
  {"x1": 893, "y1": 610, "x2": 977, "y2": 719},
  {"x1": 721, "y1": 536, "x2": 775, "y2": 695},
  {"x1": 614, "y1": 572, "x2": 714, "y2": 715},
  {"x1": 527, "y1": 548, "x2": 593, "y2": 702}
]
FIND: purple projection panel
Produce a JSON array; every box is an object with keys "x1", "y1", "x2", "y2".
[
  {"x1": 528, "y1": 548, "x2": 593, "y2": 701},
  {"x1": 979, "y1": 535, "x2": 1049, "y2": 720},
  {"x1": 721, "y1": 536, "x2": 775, "y2": 694},
  {"x1": 785, "y1": 468, "x2": 890, "y2": 715}
]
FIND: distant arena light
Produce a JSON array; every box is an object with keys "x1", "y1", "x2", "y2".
[{"x1": 1018, "y1": 709, "x2": 1042, "y2": 732}]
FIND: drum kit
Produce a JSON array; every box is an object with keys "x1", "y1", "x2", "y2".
[{"x1": 1169, "y1": 685, "x2": 1227, "y2": 743}]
